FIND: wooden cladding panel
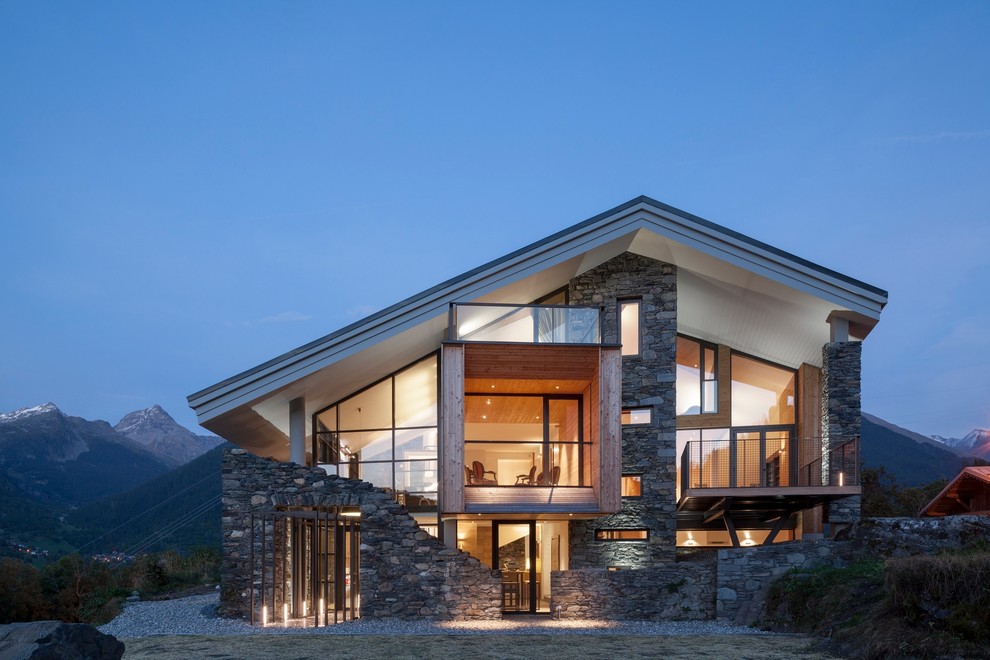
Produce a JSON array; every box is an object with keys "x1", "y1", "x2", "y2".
[
  {"x1": 798, "y1": 363, "x2": 822, "y2": 469},
  {"x1": 441, "y1": 344, "x2": 465, "y2": 513},
  {"x1": 598, "y1": 346, "x2": 622, "y2": 512},
  {"x1": 463, "y1": 343, "x2": 599, "y2": 380}
]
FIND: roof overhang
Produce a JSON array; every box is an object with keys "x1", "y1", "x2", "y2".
[{"x1": 188, "y1": 196, "x2": 888, "y2": 456}]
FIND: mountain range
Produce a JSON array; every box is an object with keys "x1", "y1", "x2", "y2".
[
  {"x1": 0, "y1": 403, "x2": 223, "y2": 553},
  {"x1": 930, "y1": 429, "x2": 990, "y2": 461}
]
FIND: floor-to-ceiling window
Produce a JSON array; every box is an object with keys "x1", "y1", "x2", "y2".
[
  {"x1": 313, "y1": 354, "x2": 438, "y2": 513},
  {"x1": 464, "y1": 393, "x2": 586, "y2": 487}
]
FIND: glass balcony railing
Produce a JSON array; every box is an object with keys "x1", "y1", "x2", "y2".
[{"x1": 449, "y1": 303, "x2": 602, "y2": 344}]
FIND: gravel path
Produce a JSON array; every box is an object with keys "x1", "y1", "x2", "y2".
[{"x1": 100, "y1": 592, "x2": 775, "y2": 638}]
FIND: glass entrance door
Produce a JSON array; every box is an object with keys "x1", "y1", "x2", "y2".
[
  {"x1": 730, "y1": 426, "x2": 794, "y2": 487},
  {"x1": 493, "y1": 521, "x2": 568, "y2": 614}
]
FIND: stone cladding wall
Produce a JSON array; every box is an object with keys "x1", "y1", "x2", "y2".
[
  {"x1": 849, "y1": 515, "x2": 990, "y2": 557},
  {"x1": 550, "y1": 558, "x2": 716, "y2": 620},
  {"x1": 716, "y1": 540, "x2": 847, "y2": 625},
  {"x1": 822, "y1": 341, "x2": 862, "y2": 524},
  {"x1": 567, "y1": 253, "x2": 678, "y2": 568},
  {"x1": 221, "y1": 448, "x2": 501, "y2": 621}
]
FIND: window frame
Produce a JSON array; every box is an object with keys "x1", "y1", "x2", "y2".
[{"x1": 676, "y1": 334, "x2": 719, "y2": 417}]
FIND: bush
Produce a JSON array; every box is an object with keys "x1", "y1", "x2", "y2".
[
  {"x1": 0, "y1": 558, "x2": 49, "y2": 623},
  {"x1": 886, "y1": 552, "x2": 990, "y2": 642}
]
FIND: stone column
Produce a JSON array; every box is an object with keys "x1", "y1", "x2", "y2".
[
  {"x1": 567, "y1": 252, "x2": 678, "y2": 567},
  {"x1": 821, "y1": 341, "x2": 862, "y2": 526},
  {"x1": 289, "y1": 397, "x2": 306, "y2": 466}
]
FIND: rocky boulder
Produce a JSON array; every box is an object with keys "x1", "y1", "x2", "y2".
[{"x1": 0, "y1": 621, "x2": 124, "y2": 660}]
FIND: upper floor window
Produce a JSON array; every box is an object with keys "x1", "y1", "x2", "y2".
[
  {"x1": 619, "y1": 300, "x2": 640, "y2": 356},
  {"x1": 676, "y1": 336, "x2": 717, "y2": 415},
  {"x1": 731, "y1": 354, "x2": 795, "y2": 426}
]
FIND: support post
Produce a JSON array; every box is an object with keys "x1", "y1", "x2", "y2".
[{"x1": 290, "y1": 397, "x2": 306, "y2": 465}]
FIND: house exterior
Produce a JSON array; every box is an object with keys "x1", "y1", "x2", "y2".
[
  {"x1": 188, "y1": 196, "x2": 887, "y2": 622},
  {"x1": 919, "y1": 466, "x2": 990, "y2": 517}
]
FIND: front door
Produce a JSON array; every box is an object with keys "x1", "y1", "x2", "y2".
[{"x1": 493, "y1": 521, "x2": 568, "y2": 614}]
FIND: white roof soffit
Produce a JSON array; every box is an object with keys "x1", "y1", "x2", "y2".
[{"x1": 188, "y1": 197, "x2": 887, "y2": 426}]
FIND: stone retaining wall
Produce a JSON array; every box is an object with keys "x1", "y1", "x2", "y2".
[
  {"x1": 849, "y1": 515, "x2": 990, "y2": 557},
  {"x1": 550, "y1": 558, "x2": 716, "y2": 620},
  {"x1": 221, "y1": 448, "x2": 501, "y2": 621},
  {"x1": 715, "y1": 540, "x2": 847, "y2": 625}
]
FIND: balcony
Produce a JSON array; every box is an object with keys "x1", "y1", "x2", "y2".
[
  {"x1": 679, "y1": 436, "x2": 859, "y2": 497},
  {"x1": 676, "y1": 437, "x2": 860, "y2": 543},
  {"x1": 448, "y1": 303, "x2": 602, "y2": 345}
]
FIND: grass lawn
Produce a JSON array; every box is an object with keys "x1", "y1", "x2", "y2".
[{"x1": 122, "y1": 633, "x2": 836, "y2": 659}]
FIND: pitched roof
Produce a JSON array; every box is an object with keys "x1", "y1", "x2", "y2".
[
  {"x1": 188, "y1": 195, "x2": 888, "y2": 434},
  {"x1": 919, "y1": 466, "x2": 990, "y2": 517}
]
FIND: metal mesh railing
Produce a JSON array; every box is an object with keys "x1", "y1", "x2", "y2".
[{"x1": 680, "y1": 436, "x2": 859, "y2": 492}]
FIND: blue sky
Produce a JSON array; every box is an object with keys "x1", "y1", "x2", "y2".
[{"x1": 1, "y1": 1, "x2": 988, "y2": 439}]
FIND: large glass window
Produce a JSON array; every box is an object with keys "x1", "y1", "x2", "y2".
[
  {"x1": 464, "y1": 394, "x2": 586, "y2": 487},
  {"x1": 676, "y1": 336, "x2": 717, "y2": 415},
  {"x1": 313, "y1": 354, "x2": 438, "y2": 512},
  {"x1": 730, "y1": 354, "x2": 795, "y2": 426}
]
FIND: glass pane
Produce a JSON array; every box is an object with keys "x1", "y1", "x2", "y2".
[
  {"x1": 702, "y1": 381, "x2": 717, "y2": 413},
  {"x1": 457, "y1": 305, "x2": 535, "y2": 342},
  {"x1": 465, "y1": 442, "x2": 541, "y2": 486},
  {"x1": 538, "y1": 521, "x2": 567, "y2": 612},
  {"x1": 456, "y1": 520, "x2": 492, "y2": 567},
  {"x1": 353, "y1": 461, "x2": 392, "y2": 490},
  {"x1": 548, "y1": 400, "x2": 579, "y2": 442},
  {"x1": 394, "y1": 357, "x2": 437, "y2": 428},
  {"x1": 676, "y1": 337, "x2": 701, "y2": 415},
  {"x1": 730, "y1": 355, "x2": 796, "y2": 426},
  {"x1": 621, "y1": 408, "x2": 652, "y2": 425},
  {"x1": 621, "y1": 475, "x2": 642, "y2": 496},
  {"x1": 735, "y1": 432, "x2": 762, "y2": 487},
  {"x1": 765, "y1": 431, "x2": 790, "y2": 487},
  {"x1": 703, "y1": 347, "x2": 716, "y2": 379},
  {"x1": 620, "y1": 302, "x2": 640, "y2": 355},
  {"x1": 549, "y1": 442, "x2": 579, "y2": 486},
  {"x1": 497, "y1": 523, "x2": 531, "y2": 613},
  {"x1": 338, "y1": 429, "x2": 392, "y2": 462},
  {"x1": 316, "y1": 407, "x2": 337, "y2": 432},
  {"x1": 338, "y1": 379, "x2": 392, "y2": 430},
  {"x1": 395, "y1": 427, "x2": 437, "y2": 460},
  {"x1": 394, "y1": 460, "x2": 438, "y2": 494}
]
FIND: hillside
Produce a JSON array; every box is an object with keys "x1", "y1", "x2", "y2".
[
  {"x1": 65, "y1": 442, "x2": 229, "y2": 554},
  {"x1": 861, "y1": 413, "x2": 969, "y2": 487}
]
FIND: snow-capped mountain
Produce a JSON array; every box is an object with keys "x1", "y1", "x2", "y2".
[
  {"x1": 0, "y1": 402, "x2": 61, "y2": 423},
  {"x1": 931, "y1": 429, "x2": 990, "y2": 461},
  {"x1": 0, "y1": 403, "x2": 171, "y2": 506},
  {"x1": 114, "y1": 404, "x2": 222, "y2": 468}
]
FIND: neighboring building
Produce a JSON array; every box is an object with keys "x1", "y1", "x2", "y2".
[
  {"x1": 188, "y1": 196, "x2": 887, "y2": 621},
  {"x1": 919, "y1": 466, "x2": 990, "y2": 517}
]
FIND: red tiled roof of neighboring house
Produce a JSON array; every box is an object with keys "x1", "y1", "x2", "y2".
[{"x1": 918, "y1": 466, "x2": 990, "y2": 517}]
